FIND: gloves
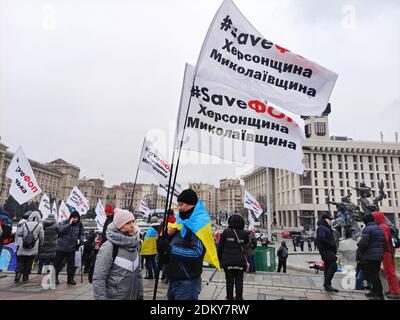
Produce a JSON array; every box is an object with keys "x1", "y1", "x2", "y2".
[{"x1": 157, "y1": 238, "x2": 171, "y2": 255}]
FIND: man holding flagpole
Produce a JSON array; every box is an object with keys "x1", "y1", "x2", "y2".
[{"x1": 157, "y1": 189, "x2": 207, "y2": 300}]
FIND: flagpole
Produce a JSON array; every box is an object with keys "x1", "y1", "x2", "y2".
[{"x1": 128, "y1": 138, "x2": 146, "y2": 212}]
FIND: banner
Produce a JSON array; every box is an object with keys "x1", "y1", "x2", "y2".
[
  {"x1": 66, "y1": 186, "x2": 90, "y2": 216},
  {"x1": 95, "y1": 199, "x2": 106, "y2": 232},
  {"x1": 195, "y1": 0, "x2": 338, "y2": 116},
  {"x1": 139, "y1": 138, "x2": 172, "y2": 184},
  {"x1": 38, "y1": 193, "x2": 51, "y2": 220},
  {"x1": 178, "y1": 64, "x2": 305, "y2": 174},
  {"x1": 244, "y1": 191, "x2": 263, "y2": 219},
  {"x1": 58, "y1": 200, "x2": 70, "y2": 223},
  {"x1": 157, "y1": 181, "x2": 182, "y2": 205},
  {"x1": 51, "y1": 201, "x2": 58, "y2": 220},
  {"x1": 139, "y1": 200, "x2": 152, "y2": 218},
  {"x1": 5, "y1": 146, "x2": 42, "y2": 205}
]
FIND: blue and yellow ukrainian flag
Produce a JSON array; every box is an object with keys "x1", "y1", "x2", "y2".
[
  {"x1": 140, "y1": 226, "x2": 158, "y2": 256},
  {"x1": 176, "y1": 201, "x2": 220, "y2": 270}
]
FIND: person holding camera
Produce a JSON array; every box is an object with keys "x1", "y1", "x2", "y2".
[{"x1": 54, "y1": 210, "x2": 84, "y2": 285}]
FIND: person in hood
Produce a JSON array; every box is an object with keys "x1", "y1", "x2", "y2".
[
  {"x1": 218, "y1": 214, "x2": 250, "y2": 300},
  {"x1": 372, "y1": 211, "x2": 400, "y2": 299},
  {"x1": 37, "y1": 213, "x2": 59, "y2": 274},
  {"x1": 92, "y1": 208, "x2": 143, "y2": 300},
  {"x1": 54, "y1": 210, "x2": 84, "y2": 285},
  {"x1": 15, "y1": 211, "x2": 44, "y2": 282},
  {"x1": 358, "y1": 213, "x2": 385, "y2": 299},
  {"x1": 100, "y1": 204, "x2": 114, "y2": 247},
  {"x1": 277, "y1": 241, "x2": 289, "y2": 273},
  {"x1": 156, "y1": 188, "x2": 206, "y2": 300},
  {"x1": 316, "y1": 214, "x2": 339, "y2": 292}
]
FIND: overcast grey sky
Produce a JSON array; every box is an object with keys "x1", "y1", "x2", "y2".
[{"x1": 0, "y1": 0, "x2": 399, "y2": 188}]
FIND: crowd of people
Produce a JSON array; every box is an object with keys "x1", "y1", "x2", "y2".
[{"x1": 1, "y1": 190, "x2": 399, "y2": 301}]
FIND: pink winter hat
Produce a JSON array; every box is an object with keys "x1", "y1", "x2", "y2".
[{"x1": 113, "y1": 208, "x2": 135, "y2": 229}]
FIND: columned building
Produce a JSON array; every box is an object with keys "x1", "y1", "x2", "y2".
[
  {"x1": 189, "y1": 183, "x2": 218, "y2": 216},
  {"x1": 218, "y1": 179, "x2": 244, "y2": 215},
  {"x1": 242, "y1": 108, "x2": 400, "y2": 230}
]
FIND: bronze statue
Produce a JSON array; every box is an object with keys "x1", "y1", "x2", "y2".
[{"x1": 352, "y1": 180, "x2": 387, "y2": 216}]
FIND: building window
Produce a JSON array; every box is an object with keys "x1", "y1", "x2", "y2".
[
  {"x1": 315, "y1": 122, "x2": 326, "y2": 136},
  {"x1": 323, "y1": 172, "x2": 327, "y2": 178},
  {"x1": 305, "y1": 124, "x2": 312, "y2": 138},
  {"x1": 300, "y1": 189, "x2": 313, "y2": 204}
]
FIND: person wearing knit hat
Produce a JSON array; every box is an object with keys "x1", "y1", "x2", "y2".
[
  {"x1": 54, "y1": 210, "x2": 84, "y2": 286},
  {"x1": 156, "y1": 188, "x2": 205, "y2": 300},
  {"x1": 100, "y1": 204, "x2": 115, "y2": 247},
  {"x1": 92, "y1": 208, "x2": 143, "y2": 300}
]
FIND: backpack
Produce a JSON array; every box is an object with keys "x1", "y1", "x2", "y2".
[
  {"x1": 280, "y1": 247, "x2": 288, "y2": 259},
  {"x1": 88, "y1": 243, "x2": 119, "y2": 284},
  {"x1": 389, "y1": 225, "x2": 400, "y2": 249},
  {"x1": 22, "y1": 223, "x2": 39, "y2": 249}
]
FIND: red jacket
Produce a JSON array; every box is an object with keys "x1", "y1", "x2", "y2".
[{"x1": 372, "y1": 211, "x2": 392, "y2": 253}]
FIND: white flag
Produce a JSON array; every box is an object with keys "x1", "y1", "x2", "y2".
[
  {"x1": 248, "y1": 210, "x2": 255, "y2": 231},
  {"x1": 5, "y1": 146, "x2": 42, "y2": 205},
  {"x1": 178, "y1": 64, "x2": 305, "y2": 174},
  {"x1": 58, "y1": 200, "x2": 70, "y2": 223},
  {"x1": 51, "y1": 201, "x2": 58, "y2": 220},
  {"x1": 244, "y1": 191, "x2": 263, "y2": 219},
  {"x1": 157, "y1": 181, "x2": 182, "y2": 205},
  {"x1": 39, "y1": 193, "x2": 51, "y2": 220},
  {"x1": 95, "y1": 199, "x2": 105, "y2": 218},
  {"x1": 66, "y1": 186, "x2": 90, "y2": 216},
  {"x1": 138, "y1": 138, "x2": 173, "y2": 184},
  {"x1": 195, "y1": 0, "x2": 337, "y2": 116},
  {"x1": 139, "y1": 200, "x2": 152, "y2": 218}
]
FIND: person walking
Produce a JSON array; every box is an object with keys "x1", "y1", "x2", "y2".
[
  {"x1": 156, "y1": 189, "x2": 206, "y2": 300},
  {"x1": 277, "y1": 241, "x2": 289, "y2": 273},
  {"x1": 292, "y1": 236, "x2": 297, "y2": 252},
  {"x1": 92, "y1": 208, "x2": 143, "y2": 300},
  {"x1": 307, "y1": 236, "x2": 313, "y2": 252},
  {"x1": 37, "y1": 213, "x2": 59, "y2": 274},
  {"x1": 358, "y1": 213, "x2": 385, "y2": 300},
  {"x1": 140, "y1": 216, "x2": 159, "y2": 280},
  {"x1": 316, "y1": 214, "x2": 339, "y2": 292},
  {"x1": 54, "y1": 210, "x2": 84, "y2": 285},
  {"x1": 218, "y1": 214, "x2": 250, "y2": 300},
  {"x1": 371, "y1": 211, "x2": 400, "y2": 299},
  {"x1": 15, "y1": 211, "x2": 44, "y2": 282}
]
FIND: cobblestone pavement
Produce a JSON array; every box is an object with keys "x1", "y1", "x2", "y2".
[{"x1": 0, "y1": 268, "x2": 374, "y2": 300}]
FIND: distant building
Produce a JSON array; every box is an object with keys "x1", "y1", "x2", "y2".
[{"x1": 218, "y1": 178, "x2": 244, "y2": 215}]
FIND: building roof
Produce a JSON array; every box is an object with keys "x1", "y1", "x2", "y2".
[{"x1": 5, "y1": 151, "x2": 63, "y2": 176}]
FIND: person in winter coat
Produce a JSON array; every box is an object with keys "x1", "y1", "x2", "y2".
[
  {"x1": 277, "y1": 241, "x2": 289, "y2": 273},
  {"x1": 100, "y1": 204, "x2": 114, "y2": 247},
  {"x1": 218, "y1": 214, "x2": 250, "y2": 300},
  {"x1": 92, "y1": 208, "x2": 143, "y2": 300},
  {"x1": 37, "y1": 214, "x2": 59, "y2": 274},
  {"x1": 54, "y1": 210, "x2": 84, "y2": 285},
  {"x1": 0, "y1": 207, "x2": 13, "y2": 256},
  {"x1": 15, "y1": 211, "x2": 44, "y2": 282},
  {"x1": 245, "y1": 230, "x2": 257, "y2": 273},
  {"x1": 358, "y1": 213, "x2": 385, "y2": 299},
  {"x1": 156, "y1": 189, "x2": 206, "y2": 300},
  {"x1": 372, "y1": 211, "x2": 400, "y2": 299},
  {"x1": 316, "y1": 214, "x2": 339, "y2": 292}
]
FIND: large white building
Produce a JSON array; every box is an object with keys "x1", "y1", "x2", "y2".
[{"x1": 242, "y1": 107, "x2": 400, "y2": 231}]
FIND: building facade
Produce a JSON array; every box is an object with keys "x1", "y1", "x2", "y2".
[
  {"x1": 242, "y1": 110, "x2": 400, "y2": 231},
  {"x1": 189, "y1": 183, "x2": 218, "y2": 216},
  {"x1": 218, "y1": 179, "x2": 244, "y2": 215},
  {"x1": 0, "y1": 142, "x2": 80, "y2": 206}
]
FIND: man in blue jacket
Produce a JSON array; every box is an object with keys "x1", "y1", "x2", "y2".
[
  {"x1": 54, "y1": 210, "x2": 84, "y2": 285},
  {"x1": 316, "y1": 214, "x2": 339, "y2": 292},
  {"x1": 157, "y1": 189, "x2": 205, "y2": 300}
]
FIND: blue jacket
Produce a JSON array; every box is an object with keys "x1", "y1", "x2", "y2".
[
  {"x1": 316, "y1": 218, "x2": 337, "y2": 262},
  {"x1": 56, "y1": 220, "x2": 84, "y2": 253},
  {"x1": 358, "y1": 221, "x2": 384, "y2": 262},
  {"x1": 166, "y1": 228, "x2": 205, "y2": 281}
]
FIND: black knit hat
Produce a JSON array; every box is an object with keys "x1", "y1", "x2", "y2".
[
  {"x1": 362, "y1": 213, "x2": 374, "y2": 225},
  {"x1": 177, "y1": 189, "x2": 198, "y2": 205},
  {"x1": 69, "y1": 210, "x2": 80, "y2": 220}
]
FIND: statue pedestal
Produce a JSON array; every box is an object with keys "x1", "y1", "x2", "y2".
[{"x1": 338, "y1": 238, "x2": 358, "y2": 268}]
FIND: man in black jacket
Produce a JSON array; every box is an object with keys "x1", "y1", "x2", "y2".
[
  {"x1": 358, "y1": 214, "x2": 385, "y2": 299},
  {"x1": 157, "y1": 189, "x2": 205, "y2": 300},
  {"x1": 316, "y1": 214, "x2": 339, "y2": 292}
]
